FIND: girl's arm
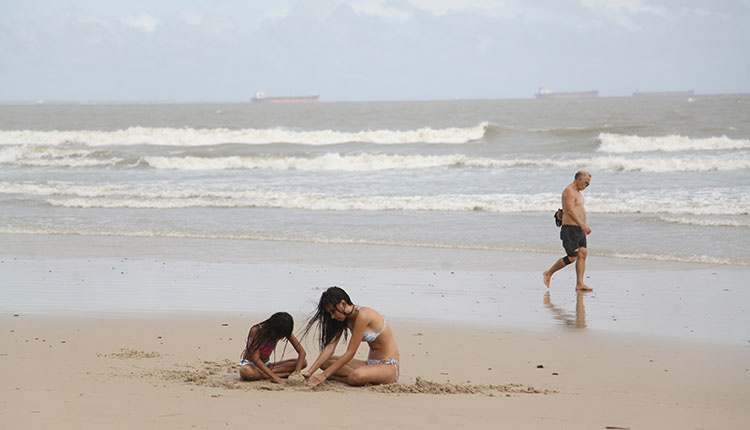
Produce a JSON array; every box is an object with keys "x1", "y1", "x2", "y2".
[
  {"x1": 249, "y1": 347, "x2": 285, "y2": 384},
  {"x1": 287, "y1": 333, "x2": 307, "y2": 373},
  {"x1": 302, "y1": 334, "x2": 340, "y2": 378},
  {"x1": 307, "y1": 314, "x2": 368, "y2": 387}
]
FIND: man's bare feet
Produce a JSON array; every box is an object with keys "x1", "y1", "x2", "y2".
[
  {"x1": 543, "y1": 271, "x2": 552, "y2": 288},
  {"x1": 576, "y1": 283, "x2": 593, "y2": 291}
]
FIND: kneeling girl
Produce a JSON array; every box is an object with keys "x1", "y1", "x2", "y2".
[{"x1": 239, "y1": 312, "x2": 306, "y2": 384}]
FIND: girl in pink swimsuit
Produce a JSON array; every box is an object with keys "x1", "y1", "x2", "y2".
[
  {"x1": 302, "y1": 287, "x2": 400, "y2": 387},
  {"x1": 239, "y1": 312, "x2": 307, "y2": 384}
]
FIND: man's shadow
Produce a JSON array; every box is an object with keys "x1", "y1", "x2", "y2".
[{"x1": 543, "y1": 290, "x2": 589, "y2": 328}]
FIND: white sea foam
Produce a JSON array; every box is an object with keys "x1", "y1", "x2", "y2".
[
  {"x1": 599, "y1": 251, "x2": 739, "y2": 265},
  {"x1": 42, "y1": 193, "x2": 562, "y2": 212},
  {"x1": 143, "y1": 153, "x2": 479, "y2": 171},
  {"x1": 143, "y1": 153, "x2": 750, "y2": 172},
  {"x1": 584, "y1": 155, "x2": 750, "y2": 172},
  {"x1": 3, "y1": 181, "x2": 747, "y2": 215},
  {"x1": 588, "y1": 194, "x2": 750, "y2": 216},
  {"x1": 0, "y1": 123, "x2": 488, "y2": 147},
  {"x1": 0, "y1": 145, "x2": 121, "y2": 167},
  {"x1": 4, "y1": 143, "x2": 747, "y2": 172},
  {"x1": 597, "y1": 133, "x2": 750, "y2": 153},
  {"x1": 657, "y1": 216, "x2": 750, "y2": 227},
  {"x1": 42, "y1": 196, "x2": 747, "y2": 215}
]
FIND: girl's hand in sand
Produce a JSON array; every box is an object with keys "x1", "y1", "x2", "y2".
[{"x1": 307, "y1": 372, "x2": 327, "y2": 387}]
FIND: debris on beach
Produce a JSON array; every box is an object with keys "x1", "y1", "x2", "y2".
[
  {"x1": 98, "y1": 348, "x2": 162, "y2": 359},
  {"x1": 368, "y1": 377, "x2": 555, "y2": 396}
]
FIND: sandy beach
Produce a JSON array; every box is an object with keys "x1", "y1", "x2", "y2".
[
  {"x1": 2, "y1": 313, "x2": 748, "y2": 429},
  {"x1": 1, "y1": 234, "x2": 749, "y2": 429}
]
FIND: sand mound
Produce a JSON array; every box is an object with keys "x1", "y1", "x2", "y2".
[{"x1": 287, "y1": 372, "x2": 306, "y2": 386}]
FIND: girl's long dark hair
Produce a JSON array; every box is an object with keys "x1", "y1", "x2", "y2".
[
  {"x1": 303, "y1": 286, "x2": 353, "y2": 350},
  {"x1": 245, "y1": 311, "x2": 294, "y2": 355}
]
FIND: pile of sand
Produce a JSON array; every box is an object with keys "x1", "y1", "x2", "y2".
[{"x1": 287, "y1": 372, "x2": 306, "y2": 386}]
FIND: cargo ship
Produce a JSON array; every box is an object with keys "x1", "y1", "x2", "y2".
[
  {"x1": 534, "y1": 87, "x2": 598, "y2": 99},
  {"x1": 632, "y1": 89, "x2": 694, "y2": 97},
  {"x1": 251, "y1": 91, "x2": 319, "y2": 103}
]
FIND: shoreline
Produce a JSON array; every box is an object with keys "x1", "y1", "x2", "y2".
[
  {"x1": 0, "y1": 231, "x2": 728, "y2": 270},
  {"x1": 2, "y1": 233, "x2": 749, "y2": 346}
]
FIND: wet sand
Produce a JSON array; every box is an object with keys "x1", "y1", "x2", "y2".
[{"x1": 1, "y1": 234, "x2": 749, "y2": 428}]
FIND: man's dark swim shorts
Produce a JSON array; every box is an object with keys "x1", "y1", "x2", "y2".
[{"x1": 560, "y1": 225, "x2": 587, "y2": 257}]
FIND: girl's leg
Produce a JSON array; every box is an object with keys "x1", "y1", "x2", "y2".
[
  {"x1": 239, "y1": 358, "x2": 306, "y2": 381},
  {"x1": 319, "y1": 356, "x2": 367, "y2": 381},
  {"x1": 267, "y1": 358, "x2": 307, "y2": 377},
  {"x1": 347, "y1": 363, "x2": 398, "y2": 386},
  {"x1": 239, "y1": 365, "x2": 264, "y2": 381},
  {"x1": 320, "y1": 356, "x2": 397, "y2": 385}
]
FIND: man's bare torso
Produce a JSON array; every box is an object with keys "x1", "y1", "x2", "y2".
[{"x1": 562, "y1": 184, "x2": 586, "y2": 226}]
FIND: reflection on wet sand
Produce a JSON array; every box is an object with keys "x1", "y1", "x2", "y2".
[{"x1": 544, "y1": 291, "x2": 588, "y2": 328}]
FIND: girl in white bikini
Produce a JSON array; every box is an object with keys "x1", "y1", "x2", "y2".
[{"x1": 302, "y1": 286, "x2": 400, "y2": 387}]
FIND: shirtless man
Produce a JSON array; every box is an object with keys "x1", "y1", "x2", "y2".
[{"x1": 543, "y1": 170, "x2": 593, "y2": 291}]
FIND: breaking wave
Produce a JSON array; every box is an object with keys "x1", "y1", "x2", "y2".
[
  {"x1": 3, "y1": 182, "x2": 748, "y2": 215},
  {"x1": 143, "y1": 153, "x2": 750, "y2": 172},
  {"x1": 597, "y1": 133, "x2": 750, "y2": 153},
  {"x1": 0, "y1": 123, "x2": 489, "y2": 147},
  {"x1": 0, "y1": 145, "x2": 123, "y2": 168},
  {"x1": 3, "y1": 145, "x2": 748, "y2": 173}
]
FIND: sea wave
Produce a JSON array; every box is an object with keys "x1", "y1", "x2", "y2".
[
  {"x1": 4, "y1": 144, "x2": 748, "y2": 173},
  {"x1": 41, "y1": 194, "x2": 558, "y2": 212},
  {"x1": 597, "y1": 133, "x2": 750, "y2": 153},
  {"x1": 0, "y1": 145, "x2": 123, "y2": 168},
  {"x1": 3, "y1": 177, "x2": 747, "y2": 215},
  {"x1": 0, "y1": 123, "x2": 489, "y2": 147},
  {"x1": 3, "y1": 182, "x2": 747, "y2": 215},
  {"x1": 143, "y1": 153, "x2": 475, "y2": 171},
  {"x1": 143, "y1": 153, "x2": 750, "y2": 172},
  {"x1": 41, "y1": 196, "x2": 746, "y2": 215}
]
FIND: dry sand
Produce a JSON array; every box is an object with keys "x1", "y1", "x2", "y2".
[{"x1": 1, "y1": 313, "x2": 748, "y2": 429}]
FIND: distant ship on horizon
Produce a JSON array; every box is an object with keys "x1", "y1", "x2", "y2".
[
  {"x1": 251, "y1": 91, "x2": 319, "y2": 104},
  {"x1": 632, "y1": 88, "x2": 694, "y2": 97},
  {"x1": 534, "y1": 87, "x2": 599, "y2": 99}
]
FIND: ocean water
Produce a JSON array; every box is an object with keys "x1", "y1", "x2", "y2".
[{"x1": 1, "y1": 95, "x2": 749, "y2": 265}]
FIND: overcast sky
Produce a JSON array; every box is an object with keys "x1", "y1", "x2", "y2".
[{"x1": 1, "y1": 0, "x2": 748, "y2": 102}]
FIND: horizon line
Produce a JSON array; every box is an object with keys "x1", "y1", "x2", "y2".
[{"x1": 2, "y1": 91, "x2": 748, "y2": 106}]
